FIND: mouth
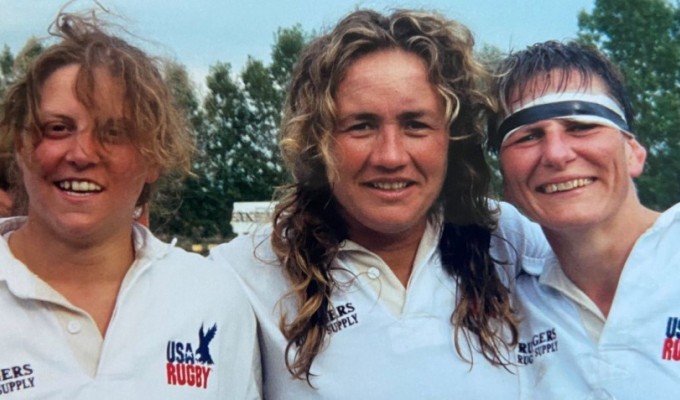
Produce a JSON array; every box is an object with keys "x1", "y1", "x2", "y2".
[
  {"x1": 368, "y1": 181, "x2": 410, "y2": 190},
  {"x1": 56, "y1": 180, "x2": 103, "y2": 195},
  {"x1": 538, "y1": 178, "x2": 594, "y2": 194}
]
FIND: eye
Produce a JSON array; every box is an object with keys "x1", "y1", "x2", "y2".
[
  {"x1": 340, "y1": 121, "x2": 376, "y2": 138},
  {"x1": 103, "y1": 128, "x2": 125, "y2": 143},
  {"x1": 406, "y1": 120, "x2": 429, "y2": 129},
  {"x1": 566, "y1": 122, "x2": 599, "y2": 135},
  {"x1": 98, "y1": 119, "x2": 131, "y2": 144},
  {"x1": 509, "y1": 128, "x2": 544, "y2": 145},
  {"x1": 404, "y1": 120, "x2": 432, "y2": 135},
  {"x1": 42, "y1": 121, "x2": 75, "y2": 139},
  {"x1": 349, "y1": 122, "x2": 373, "y2": 131}
]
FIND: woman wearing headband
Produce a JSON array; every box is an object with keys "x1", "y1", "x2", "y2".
[{"x1": 489, "y1": 40, "x2": 675, "y2": 399}]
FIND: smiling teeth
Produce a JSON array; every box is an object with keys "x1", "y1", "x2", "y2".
[
  {"x1": 372, "y1": 182, "x2": 408, "y2": 190},
  {"x1": 542, "y1": 178, "x2": 593, "y2": 194},
  {"x1": 58, "y1": 180, "x2": 102, "y2": 192}
]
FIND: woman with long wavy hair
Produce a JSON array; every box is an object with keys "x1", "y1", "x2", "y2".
[{"x1": 211, "y1": 9, "x2": 546, "y2": 399}]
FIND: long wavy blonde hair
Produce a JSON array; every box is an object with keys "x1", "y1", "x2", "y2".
[{"x1": 272, "y1": 9, "x2": 516, "y2": 382}]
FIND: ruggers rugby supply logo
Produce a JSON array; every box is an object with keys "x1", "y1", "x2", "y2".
[
  {"x1": 0, "y1": 364, "x2": 35, "y2": 396},
  {"x1": 166, "y1": 323, "x2": 217, "y2": 389},
  {"x1": 662, "y1": 316, "x2": 680, "y2": 360},
  {"x1": 326, "y1": 302, "x2": 359, "y2": 335},
  {"x1": 517, "y1": 327, "x2": 559, "y2": 365}
]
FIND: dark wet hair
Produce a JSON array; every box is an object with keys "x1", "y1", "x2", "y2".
[{"x1": 488, "y1": 40, "x2": 633, "y2": 152}]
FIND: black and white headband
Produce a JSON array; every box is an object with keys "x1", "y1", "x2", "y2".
[{"x1": 498, "y1": 92, "x2": 633, "y2": 146}]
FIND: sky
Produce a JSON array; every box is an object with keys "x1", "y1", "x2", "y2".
[{"x1": 0, "y1": 0, "x2": 594, "y2": 92}]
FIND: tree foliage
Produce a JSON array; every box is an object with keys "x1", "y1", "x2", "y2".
[
  {"x1": 477, "y1": 44, "x2": 506, "y2": 198},
  {"x1": 157, "y1": 25, "x2": 307, "y2": 240},
  {"x1": 0, "y1": 38, "x2": 44, "y2": 118},
  {"x1": 0, "y1": 45, "x2": 14, "y2": 101},
  {"x1": 149, "y1": 60, "x2": 208, "y2": 238},
  {"x1": 578, "y1": 0, "x2": 680, "y2": 210}
]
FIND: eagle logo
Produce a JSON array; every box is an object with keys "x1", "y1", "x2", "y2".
[{"x1": 196, "y1": 323, "x2": 217, "y2": 365}]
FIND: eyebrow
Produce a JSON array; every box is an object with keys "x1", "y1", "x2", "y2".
[
  {"x1": 37, "y1": 112, "x2": 75, "y2": 123},
  {"x1": 339, "y1": 112, "x2": 377, "y2": 121}
]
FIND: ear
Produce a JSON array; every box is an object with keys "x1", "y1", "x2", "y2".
[
  {"x1": 624, "y1": 136, "x2": 646, "y2": 178},
  {"x1": 145, "y1": 164, "x2": 160, "y2": 184}
]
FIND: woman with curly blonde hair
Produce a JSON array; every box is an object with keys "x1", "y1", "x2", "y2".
[{"x1": 212, "y1": 8, "x2": 546, "y2": 399}]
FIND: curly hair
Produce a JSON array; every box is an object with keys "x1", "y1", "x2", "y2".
[
  {"x1": 0, "y1": 8, "x2": 194, "y2": 212},
  {"x1": 488, "y1": 40, "x2": 634, "y2": 152},
  {"x1": 272, "y1": 9, "x2": 516, "y2": 382}
]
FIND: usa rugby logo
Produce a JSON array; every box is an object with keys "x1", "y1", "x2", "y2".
[
  {"x1": 166, "y1": 323, "x2": 217, "y2": 389},
  {"x1": 662, "y1": 316, "x2": 680, "y2": 361}
]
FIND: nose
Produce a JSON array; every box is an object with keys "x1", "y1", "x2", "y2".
[
  {"x1": 540, "y1": 127, "x2": 576, "y2": 169},
  {"x1": 65, "y1": 130, "x2": 102, "y2": 168},
  {"x1": 370, "y1": 124, "x2": 409, "y2": 169}
]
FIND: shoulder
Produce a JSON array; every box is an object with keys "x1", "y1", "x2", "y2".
[
  {"x1": 495, "y1": 201, "x2": 534, "y2": 230},
  {"x1": 209, "y1": 231, "x2": 292, "y2": 310},
  {"x1": 137, "y1": 229, "x2": 254, "y2": 309},
  {"x1": 656, "y1": 202, "x2": 680, "y2": 228},
  {"x1": 493, "y1": 201, "x2": 551, "y2": 258},
  {"x1": 210, "y1": 231, "x2": 276, "y2": 271},
  {"x1": 635, "y1": 203, "x2": 680, "y2": 259}
]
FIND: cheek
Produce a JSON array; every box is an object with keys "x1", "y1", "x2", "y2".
[
  {"x1": 499, "y1": 154, "x2": 527, "y2": 199},
  {"x1": 425, "y1": 134, "x2": 449, "y2": 176},
  {"x1": 16, "y1": 148, "x2": 46, "y2": 179},
  {"x1": 331, "y1": 139, "x2": 364, "y2": 181},
  {"x1": 502, "y1": 180, "x2": 518, "y2": 203},
  {"x1": 25, "y1": 140, "x2": 68, "y2": 173},
  {"x1": 110, "y1": 148, "x2": 154, "y2": 180}
]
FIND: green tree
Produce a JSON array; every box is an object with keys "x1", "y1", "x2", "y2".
[
  {"x1": 477, "y1": 44, "x2": 506, "y2": 198},
  {"x1": 0, "y1": 45, "x2": 14, "y2": 100},
  {"x1": 13, "y1": 37, "x2": 44, "y2": 77},
  {"x1": 196, "y1": 26, "x2": 307, "y2": 237},
  {"x1": 1, "y1": 37, "x2": 45, "y2": 117},
  {"x1": 150, "y1": 60, "x2": 212, "y2": 239},
  {"x1": 578, "y1": 0, "x2": 680, "y2": 210}
]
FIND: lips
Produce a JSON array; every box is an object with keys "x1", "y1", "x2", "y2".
[
  {"x1": 539, "y1": 178, "x2": 594, "y2": 194},
  {"x1": 57, "y1": 180, "x2": 103, "y2": 194}
]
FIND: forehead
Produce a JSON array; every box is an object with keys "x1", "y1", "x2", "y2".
[
  {"x1": 339, "y1": 49, "x2": 430, "y2": 89},
  {"x1": 40, "y1": 64, "x2": 125, "y2": 117},
  {"x1": 508, "y1": 69, "x2": 609, "y2": 111},
  {"x1": 335, "y1": 49, "x2": 441, "y2": 114}
]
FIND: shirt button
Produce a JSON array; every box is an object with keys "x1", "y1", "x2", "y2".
[
  {"x1": 67, "y1": 320, "x2": 82, "y2": 334},
  {"x1": 367, "y1": 267, "x2": 380, "y2": 279}
]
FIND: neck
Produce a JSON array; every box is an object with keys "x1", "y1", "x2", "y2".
[
  {"x1": 348, "y1": 221, "x2": 427, "y2": 287},
  {"x1": 545, "y1": 204, "x2": 659, "y2": 316},
  {"x1": 9, "y1": 220, "x2": 137, "y2": 335}
]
